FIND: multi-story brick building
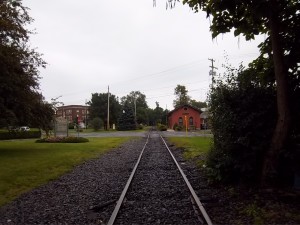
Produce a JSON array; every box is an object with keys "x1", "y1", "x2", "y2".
[{"x1": 56, "y1": 105, "x2": 89, "y2": 124}]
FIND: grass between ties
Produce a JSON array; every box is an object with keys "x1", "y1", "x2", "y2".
[{"x1": 0, "y1": 137, "x2": 132, "y2": 207}]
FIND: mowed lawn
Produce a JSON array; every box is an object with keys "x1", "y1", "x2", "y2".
[
  {"x1": 0, "y1": 137, "x2": 132, "y2": 207},
  {"x1": 167, "y1": 136, "x2": 212, "y2": 160}
]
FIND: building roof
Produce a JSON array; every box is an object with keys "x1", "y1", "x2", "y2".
[
  {"x1": 168, "y1": 104, "x2": 202, "y2": 116},
  {"x1": 57, "y1": 105, "x2": 88, "y2": 109}
]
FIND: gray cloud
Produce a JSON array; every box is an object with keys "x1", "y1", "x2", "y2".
[{"x1": 24, "y1": 0, "x2": 264, "y2": 109}]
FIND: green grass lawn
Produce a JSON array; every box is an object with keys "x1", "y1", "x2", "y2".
[
  {"x1": 167, "y1": 136, "x2": 212, "y2": 160},
  {"x1": 0, "y1": 137, "x2": 132, "y2": 206}
]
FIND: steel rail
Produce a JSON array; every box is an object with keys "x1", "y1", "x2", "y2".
[
  {"x1": 160, "y1": 135, "x2": 213, "y2": 225},
  {"x1": 107, "y1": 134, "x2": 150, "y2": 225}
]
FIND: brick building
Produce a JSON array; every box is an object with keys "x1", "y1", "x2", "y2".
[
  {"x1": 56, "y1": 105, "x2": 89, "y2": 124},
  {"x1": 168, "y1": 104, "x2": 203, "y2": 130}
]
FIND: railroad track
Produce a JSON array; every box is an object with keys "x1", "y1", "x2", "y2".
[{"x1": 107, "y1": 130, "x2": 212, "y2": 225}]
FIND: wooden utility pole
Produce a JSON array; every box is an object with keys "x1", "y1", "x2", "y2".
[
  {"x1": 208, "y1": 58, "x2": 217, "y2": 89},
  {"x1": 107, "y1": 86, "x2": 110, "y2": 130}
]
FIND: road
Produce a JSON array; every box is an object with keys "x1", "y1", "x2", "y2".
[{"x1": 76, "y1": 130, "x2": 213, "y2": 138}]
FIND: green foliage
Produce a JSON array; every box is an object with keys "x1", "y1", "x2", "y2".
[
  {"x1": 207, "y1": 64, "x2": 277, "y2": 183},
  {"x1": 0, "y1": 130, "x2": 41, "y2": 140},
  {"x1": 117, "y1": 105, "x2": 136, "y2": 131},
  {"x1": 163, "y1": 0, "x2": 300, "y2": 185},
  {"x1": 120, "y1": 91, "x2": 149, "y2": 125},
  {"x1": 68, "y1": 122, "x2": 75, "y2": 129},
  {"x1": 173, "y1": 84, "x2": 191, "y2": 108},
  {"x1": 157, "y1": 123, "x2": 167, "y2": 131},
  {"x1": 88, "y1": 93, "x2": 121, "y2": 129},
  {"x1": 172, "y1": 122, "x2": 183, "y2": 131},
  {"x1": 36, "y1": 136, "x2": 89, "y2": 143},
  {"x1": 0, "y1": 1, "x2": 47, "y2": 128},
  {"x1": 241, "y1": 202, "x2": 265, "y2": 225},
  {"x1": 190, "y1": 99, "x2": 207, "y2": 109},
  {"x1": 173, "y1": 123, "x2": 178, "y2": 130},
  {"x1": 90, "y1": 117, "x2": 103, "y2": 131}
]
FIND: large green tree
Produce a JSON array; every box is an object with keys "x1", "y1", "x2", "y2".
[
  {"x1": 120, "y1": 91, "x2": 149, "y2": 125},
  {"x1": 173, "y1": 84, "x2": 191, "y2": 107},
  {"x1": 190, "y1": 99, "x2": 207, "y2": 109},
  {"x1": 88, "y1": 93, "x2": 121, "y2": 129},
  {"x1": 117, "y1": 104, "x2": 136, "y2": 131},
  {"x1": 164, "y1": 0, "x2": 299, "y2": 185},
  {"x1": 0, "y1": 0, "x2": 47, "y2": 127}
]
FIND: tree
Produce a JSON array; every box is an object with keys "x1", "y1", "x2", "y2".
[
  {"x1": 207, "y1": 63, "x2": 277, "y2": 183},
  {"x1": 120, "y1": 91, "x2": 149, "y2": 125},
  {"x1": 88, "y1": 93, "x2": 121, "y2": 129},
  {"x1": 0, "y1": 1, "x2": 46, "y2": 127},
  {"x1": 153, "y1": 101, "x2": 164, "y2": 124},
  {"x1": 90, "y1": 117, "x2": 103, "y2": 131},
  {"x1": 163, "y1": 0, "x2": 299, "y2": 185},
  {"x1": 117, "y1": 105, "x2": 136, "y2": 131},
  {"x1": 30, "y1": 99, "x2": 54, "y2": 136},
  {"x1": 173, "y1": 84, "x2": 191, "y2": 108},
  {"x1": 190, "y1": 99, "x2": 207, "y2": 109}
]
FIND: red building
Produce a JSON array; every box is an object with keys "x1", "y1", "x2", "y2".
[
  {"x1": 168, "y1": 104, "x2": 203, "y2": 130},
  {"x1": 56, "y1": 105, "x2": 89, "y2": 124}
]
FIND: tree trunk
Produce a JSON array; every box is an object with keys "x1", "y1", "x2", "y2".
[{"x1": 261, "y1": 0, "x2": 291, "y2": 186}]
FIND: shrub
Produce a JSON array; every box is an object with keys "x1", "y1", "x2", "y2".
[
  {"x1": 176, "y1": 125, "x2": 183, "y2": 131},
  {"x1": 36, "y1": 136, "x2": 89, "y2": 143},
  {"x1": 68, "y1": 123, "x2": 75, "y2": 129},
  {"x1": 137, "y1": 124, "x2": 144, "y2": 130},
  {"x1": 0, "y1": 130, "x2": 41, "y2": 140},
  {"x1": 173, "y1": 123, "x2": 178, "y2": 131},
  {"x1": 90, "y1": 117, "x2": 103, "y2": 131},
  {"x1": 157, "y1": 123, "x2": 167, "y2": 131},
  {"x1": 207, "y1": 65, "x2": 277, "y2": 184}
]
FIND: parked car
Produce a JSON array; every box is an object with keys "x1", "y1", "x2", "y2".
[{"x1": 19, "y1": 126, "x2": 30, "y2": 131}]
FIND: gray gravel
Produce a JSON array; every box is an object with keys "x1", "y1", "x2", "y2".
[
  {"x1": 0, "y1": 138, "x2": 146, "y2": 224},
  {"x1": 113, "y1": 132, "x2": 202, "y2": 225}
]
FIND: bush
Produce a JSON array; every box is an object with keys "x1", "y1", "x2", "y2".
[
  {"x1": 157, "y1": 123, "x2": 167, "y2": 131},
  {"x1": 68, "y1": 123, "x2": 75, "y2": 129},
  {"x1": 207, "y1": 65, "x2": 277, "y2": 184},
  {"x1": 0, "y1": 130, "x2": 41, "y2": 140},
  {"x1": 90, "y1": 117, "x2": 103, "y2": 131},
  {"x1": 173, "y1": 123, "x2": 178, "y2": 131},
  {"x1": 36, "y1": 136, "x2": 89, "y2": 143}
]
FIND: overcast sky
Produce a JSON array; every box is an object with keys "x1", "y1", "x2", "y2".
[{"x1": 23, "y1": 0, "x2": 265, "y2": 110}]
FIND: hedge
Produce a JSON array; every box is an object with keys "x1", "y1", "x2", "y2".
[{"x1": 0, "y1": 131, "x2": 41, "y2": 140}]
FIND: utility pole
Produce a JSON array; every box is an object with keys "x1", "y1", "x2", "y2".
[
  {"x1": 107, "y1": 86, "x2": 110, "y2": 130},
  {"x1": 133, "y1": 93, "x2": 137, "y2": 125},
  {"x1": 208, "y1": 58, "x2": 217, "y2": 89}
]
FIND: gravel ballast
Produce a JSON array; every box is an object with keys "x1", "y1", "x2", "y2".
[
  {"x1": 113, "y1": 132, "x2": 203, "y2": 224},
  {"x1": 0, "y1": 137, "x2": 146, "y2": 224}
]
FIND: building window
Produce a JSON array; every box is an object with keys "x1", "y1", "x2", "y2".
[
  {"x1": 189, "y1": 117, "x2": 193, "y2": 125},
  {"x1": 178, "y1": 117, "x2": 183, "y2": 126},
  {"x1": 184, "y1": 107, "x2": 187, "y2": 111}
]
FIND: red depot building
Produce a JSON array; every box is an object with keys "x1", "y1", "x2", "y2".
[{"x1": 168, "y1": 104, "x2": 204, "y2": 130}]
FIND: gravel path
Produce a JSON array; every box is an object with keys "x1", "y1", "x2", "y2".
[
  {"x1": 113, "y1": 132, "x2": 202, "y2": 224},
  {"x1": 0, "y1": 138, "x2": 146, "y2": 224}
]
